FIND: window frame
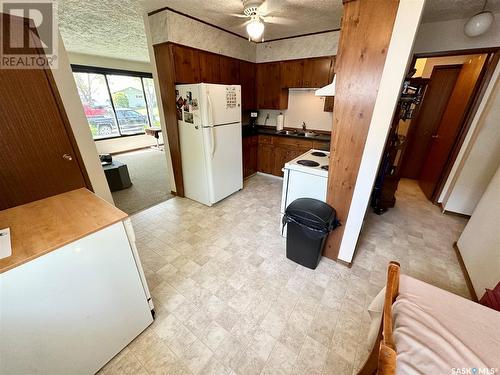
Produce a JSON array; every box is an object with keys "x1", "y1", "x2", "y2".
[{"x1": 71, "y1": 64, "x2": 155, "y2": 141}]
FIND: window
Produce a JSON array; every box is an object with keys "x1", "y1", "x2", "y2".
[
  {"x1": 72, "y1": 66, "x2": 158, "y2": 140},
  {"x1": 143, "y1": 78, "x2": 160, "y2": 127}
]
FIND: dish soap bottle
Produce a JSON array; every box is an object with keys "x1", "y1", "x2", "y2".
[{"x1": 276, "y1": 112, "x2": 284, "y2": 131}]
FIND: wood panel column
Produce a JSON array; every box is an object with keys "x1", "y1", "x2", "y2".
[
  {"x1": 324, "y1": 0, "x2": 400, "y2": 261},
  {"x1": 153, "y1": 43, "x2": 185, "y2": 197}
]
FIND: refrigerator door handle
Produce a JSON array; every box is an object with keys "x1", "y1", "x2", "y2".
[
  {"x1": 207, "y1": 92, "x2": 216, "y2": 158},
  {"x1": 210, "y1": 126, "x2": 216, "y2": 158},
  {"x1": 207, "y1": 92, "x2": 214, "y2": 127}
]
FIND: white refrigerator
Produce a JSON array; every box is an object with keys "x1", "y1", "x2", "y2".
[{"x1": 176, "y1": 83, "x2": 243, "y2": 206}]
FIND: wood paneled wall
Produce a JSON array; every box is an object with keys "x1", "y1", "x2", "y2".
[
  {"x1": 153, "y1": 43, "x2": 185, "y2": 197},
  {"x1": 324, "y1": 0, "x2": 400, "y2": 260}
]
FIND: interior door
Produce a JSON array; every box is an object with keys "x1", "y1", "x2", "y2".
[
  {"x1": 0, "y1": 14, "x2": 87, "y2": 210},
  {"x1": 400, "y1": 65, "x2": 461, "y2": 179},
  {"x1": 419, "y1": 55, "x2": 487, "y2": 201}
]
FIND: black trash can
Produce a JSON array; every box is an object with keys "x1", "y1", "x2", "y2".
[{"x1": 282, "y1": 198, "x2": 339, "y2": 269}]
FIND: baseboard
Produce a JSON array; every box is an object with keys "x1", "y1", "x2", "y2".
[
  {"x1": 170, "y1": 190, "x2": 177, "y2": 196},
  {"x1": 442, "y1": 209, "x2": 471, "y2": 219},
  {"x1": 256, "y1": 172, "x2": 283, "y2": 180},
  {"x1": 243, "y1": 173, "x2": 257, "y2": 180},
  {"x1": 453, "y1": 242, "x2": 478, "y2": 301},
  {"x1": 110, "y1": 144, "x2": 165, "y2": 156},
  {"x1": 335, "y1": 258, "x2": 352, "y2": 268}
]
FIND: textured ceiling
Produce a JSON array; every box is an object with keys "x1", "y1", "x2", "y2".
[
  {"x1": 58, "y1": 0, "x2": 500, "y2": 63},
  {"x1": 142, "y1": 0, "x2": 343, "y2": 40},
  {"x1": 422, "y1": 0, "x2": 500, "y2": 22},
  {"x1": 58, "y1": 0, "x2": 150, "y2": 62}
]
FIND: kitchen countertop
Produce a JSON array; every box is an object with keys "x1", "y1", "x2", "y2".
[
  {"x1": 243, "y1": 125, "x2": 331, "y2": 142},
  {"x1": 0, "y1": 189, "x2": 128, "y2": 274}
]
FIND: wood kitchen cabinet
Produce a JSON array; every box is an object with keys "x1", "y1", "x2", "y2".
[
  {"x1": 324, "y1": 97, "x2": 334, "y2": 112},
  {"x1": 219, "y1": 56, "x2": 240, "y2": 84},
  {"x1": 323, "y1": 57, "x2": 336, "y2": 112},
  {"x1": 303, "y1": 57, "x2": 334, "y2": 88},
  {"x1": 281, "y1": 57, "x2": 334, "y2": 89},
  {"x1": 243, "y1": 135, "x2": 258, "y2": 178},
  {"x1": 272, "y1": 137, "x2": 313, "y2": 176},
  {"x1": 312, "y1": 140, "x2": 330, "y2": 151},
  {"x1": 199, "y1": 51, "x2": 221, "y2": 83},
  {"x1": 256, "y1": 134, "x2": 326, "y2": 177},
  {"x1": 256, "y1": 62, "x2": 288, "y2": 110},
  {"x1": 240, "y1": 60, "x2": 256, "y2": 110},
  {"x1": 170, "y1": 44, "x2": 334, "y2": 110},
  {"x1": 257, "y1": 135, "x2": 274, "y2": 174},
  {"x1": 172, "y1": 45, "x2": 200, "y2": 83},
  {"x1": 272, "y1": 147, "x2": 308, "y2": 177},
  {"x1": 281, "y1": 59, "x2": 304, "y2": 88}
]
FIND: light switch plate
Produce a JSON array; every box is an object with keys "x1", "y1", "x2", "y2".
[{"x1": 0, "y1": 227, "x2": 12, "y2": 259}]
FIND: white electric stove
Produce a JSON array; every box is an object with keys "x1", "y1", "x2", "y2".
[{"x1": 280, "y1": 149, "x2": 330, "y2": 236}]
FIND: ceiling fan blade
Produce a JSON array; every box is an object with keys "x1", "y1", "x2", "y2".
[
  {"x1": 259, "y1": 0, "x2": 287, "y2": 16},
  {"x1": 262, "y1": 16, "x2": 294, "y2": 25},
  {"x1": 259, "y1": 0, "x2": 270, "y2": 14},
  {"x1": 229, "y1": 13, "x2": 249, "y2": 18}
]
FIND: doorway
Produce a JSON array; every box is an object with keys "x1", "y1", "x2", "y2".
[
  {"x1": 411, "y1": 54, "x2": 487, "y2": 201},
  {"x1": 373, "y1": 51, "x2": 498, "y2": 215},
  {"x1": 71, "y1": 66, "x2": 173, "y2": 214}
]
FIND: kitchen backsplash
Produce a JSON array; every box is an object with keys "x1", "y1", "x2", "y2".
[{"x1": 256, "y1": 90, "x2": 333, "y2": 132}]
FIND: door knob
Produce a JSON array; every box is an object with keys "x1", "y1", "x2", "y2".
[
  {"x1": 62, "y1": 153, "x2": 73, "y2": 161},
  {"x1": 431, "y1": 134, "x2": 439, "y2": 139}
]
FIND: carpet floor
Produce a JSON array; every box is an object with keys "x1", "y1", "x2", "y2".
[{"x1": 112, "y1": 148, "x2": 173, "y2": 214}]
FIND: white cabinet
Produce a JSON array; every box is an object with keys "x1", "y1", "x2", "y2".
[{"x1": 0, "y1": 222, "x2": 153, "y2": 374}]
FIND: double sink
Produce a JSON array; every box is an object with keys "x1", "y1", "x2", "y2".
[{"x1": 277, "y1": 129, "x2": 319, "y2": 138}]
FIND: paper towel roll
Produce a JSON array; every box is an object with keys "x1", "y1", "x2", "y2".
[{"x1": 277, "y1": 113, "x2": 284, "y2": 131}]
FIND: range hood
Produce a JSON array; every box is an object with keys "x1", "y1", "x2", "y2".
[{"x1": 315, "y1": 76, "x2": 336, "y2": 96}]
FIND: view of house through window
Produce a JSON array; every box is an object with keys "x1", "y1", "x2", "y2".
[{"x1": 72, "y1": 68, "x2": 159, "y2": 140}]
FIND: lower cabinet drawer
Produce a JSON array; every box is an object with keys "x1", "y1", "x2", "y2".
[{"x1": 274, "y1": 137, "x2": 313, "y2": 149}]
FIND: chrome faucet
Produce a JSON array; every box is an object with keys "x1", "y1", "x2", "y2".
[{"x1": 302, "y1": 121, "x2": 306, "y2": 131}]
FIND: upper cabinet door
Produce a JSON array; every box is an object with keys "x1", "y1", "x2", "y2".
[
  {"x1": 324, "y1": 57, "x2": 336, "y2": 112},
  {"x1": 219, "y1": 56, "x2": 240, "y2": 85},
  {"x1": 329, "y1": 56, "x2": 336, "y2": 82},
  {"x1": 303, "y1": 57, "x2": 333, "y2": 88},
  {"x1": 199, "y1": 51, "x2": 221, "y2": 83},
  {"x1": 256, "y1": 62, "x2": 287, "y2": 110},
  {"x1": 240, "y1": 61, "x2": 256, "y2": 110},
  {"x1": 172, "y1": 45, "x2": 200, "y2": 84},
  {"x1": 281, "y1": 59, "x2": 304, "y2": 88}
]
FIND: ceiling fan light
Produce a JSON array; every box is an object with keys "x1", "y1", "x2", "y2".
[
  {"x1": 464, "y1": 11, "x2": 494, "y2": 37},
  {"x1": 246, "y1": 17, "x2": 264, "y2": 40}
]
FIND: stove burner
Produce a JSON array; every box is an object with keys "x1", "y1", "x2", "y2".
[
  {"x1": 297, "y1": 159, "x2": 320, "y2": 167},
  {"x1": 321, "y1": 165, "x2": 329, "y2": 171},
  {"x1": 311, "y1": 151, "x2": 327, "y2": 157}
]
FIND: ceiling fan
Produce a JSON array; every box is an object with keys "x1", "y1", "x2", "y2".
[{"x1": 231, "y1": 0, "x2": 291, "y2": 41}]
